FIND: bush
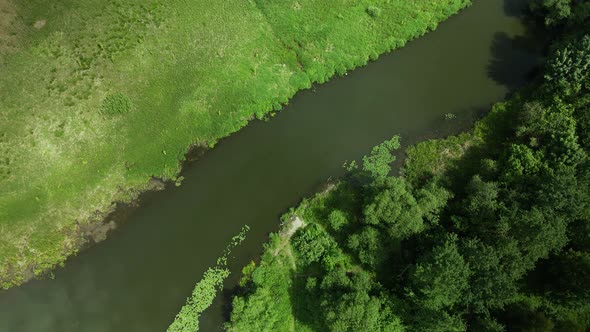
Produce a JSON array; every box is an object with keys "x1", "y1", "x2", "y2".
[
  {"x1": 100, "y1": 93, "x2": 133, "y2": 116},
  {"x1": 367, "y1": 6, "x2": 382, "y2": 18},
  {"x1": 292, "y1": 224, "x2": 333, "y2": 266},
  {"x1": 328, "y1": 210, "x2": 348, "y2": 231}
]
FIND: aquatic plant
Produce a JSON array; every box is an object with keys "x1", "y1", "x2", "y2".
[{"x1": 167, "y1": 225, "x2": 249, "y2": 332}]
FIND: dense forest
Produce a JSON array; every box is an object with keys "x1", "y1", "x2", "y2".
[{"x1": 227, "y1": 2, "x2": 590, "y2": 331}]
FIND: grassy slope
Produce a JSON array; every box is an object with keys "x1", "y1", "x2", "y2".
[{"x1": 0, "y1": 0, "x2": 470, "y2": 288}]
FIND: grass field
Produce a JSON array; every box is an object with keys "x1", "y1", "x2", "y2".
[{"x1": 0, "y1": 0, "x2": 470, "y2": 288}]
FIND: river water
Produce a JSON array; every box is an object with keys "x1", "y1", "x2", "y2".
[{"x1": 0, "y1": 0, "x2": 541, "y2": 331}]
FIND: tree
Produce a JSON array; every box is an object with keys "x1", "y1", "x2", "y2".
[
  {"x1": 568, "y1": 218, "x2": 590, "y2": 251},
  {"x1": 508, "y1": 207, "x2": 569, "y2": 264},
  {"x1": 363, "y1": 177, "x2": 424, "y2": 238},
  {"x1": 292, "y1": 224, "x2": 334, "y2": 266},
  {"x1": 502, "y1": 144, "x2": 543, "y2": 182},
  {"x1": 545, "y1": 35, "x2": 590, "y2": 96},
  {"x1": 414, "y1": 179, "x2": 453, "y2": 224},
  {"x1": 410, "y1": 309, "x2": 466, "y2": 332},
  {"x1": 460, "y1": 238, "x2": 519, "y2": 312},
  {"x1": 453, "y1": 175, "x2": 503, "y2": 240},
  {"x1": 409, "y1": 234, "x2": 471, "y2": 311},
  {"x1": 328, "y1": 210, "x2": 349, "y2": 231},
  {"x1": 530, "y1": 0, "x2": 590, "y2": 27},
  {"x1": 347, "y1": 226, "x2": 385, "y2": 268},
  {"x1": 531, "y1": 0, "x2": 573, "y2": 26},
  {"x1": 322, "y1": 292, "x2": 385, "y2": 332},
  {"x1": 320, "y1": 268, "x2": 404, "y2": 332}
]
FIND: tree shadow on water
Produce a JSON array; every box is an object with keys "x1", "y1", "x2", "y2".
[
  {"x1": 487, "y1": 31, "x2": 542, "y2": 92},
  {"x1": 503, "y1": 0, "x2": 530, "y2": 17}
]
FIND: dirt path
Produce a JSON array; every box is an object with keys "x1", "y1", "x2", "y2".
[
  {"x1": 272, "y1": 216, "x2": 305, "y2": 270},
  {"x1": 283, "y1": 216, "x2": 304, "y2": 238}
]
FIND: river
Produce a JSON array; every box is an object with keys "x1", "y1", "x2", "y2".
[{"x1": 0, "y1": 0, "x2": 541, "y2": 331}]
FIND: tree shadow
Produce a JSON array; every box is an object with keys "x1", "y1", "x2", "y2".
[
  {"x1": 288, "y1": 265, "x2": 329, "y2": 331},
  {"x1": 487, "y1": 31, "x2": 541, "y2": 92},
  {"x1": 503, "y1": 0, "x2": 530, "y2": 17}
]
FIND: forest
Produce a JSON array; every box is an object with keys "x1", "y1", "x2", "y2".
[{"x1": 227, "y1": 2, "x2": 590, "y2": 331}]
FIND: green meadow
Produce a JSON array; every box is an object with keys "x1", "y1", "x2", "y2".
[{"x1": 0, "y1": 0, "x2": 470, "y2": 288}]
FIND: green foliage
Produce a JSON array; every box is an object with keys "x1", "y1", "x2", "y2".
[
  {"x1": 323, "y1": 292, "x2": 393, "y2": 332},
  {"x1": 453, "y1": 175, "x2": 501, "y2": 237},
  {"x1": 227, "y1": 234, "x2": 294, "y2": 331},
  {"x1": 347, "y1": 226, "x2": 384, "y2": 268},
  {"x1": 531, "y1": 0, "x2": 574, "y2": 26},
  {"x1": 238, "y1": 261, "x2": 256, "y2": 287},
  {"x1": 409, "y1": 234, "x2": 471, "y2": 311},
  {"x1": 167, "y1": 267, "x2": 230, "y2": 332},
  {"x1": 414, "y1": 180, "x2": 453, "y2": 224},
  {"x1": 366, "y1": 6, "x2": 382, "y2": 18},
  {"x1": 328, "y1": 210, "x2": 348, "y2": 231},
  {"x1": 531, "y1": 249, "x2": 590, "y2": 305},
  {"x1": 362, "y1": 136, "x2": 401, "y2": 182},
  {"x1": 530, "y1": 0, "x2": 590, "y2": 26},
  {"x1": 545, "y1": 35, "x2": 590, "y2": 96},
  {"x1": 460, "y1": 238, "x2": 520, "y2": 311},
  {"x1": 100, "y1": 93, "x2": 133, "y2": 116},
  {"x1": 411, "y1": 310, "x2": 466, "y2": 332},
  {"x1": 292, "y1": 223, "x2": 334, "y2": 266},
  {"x1": 403, "y1": 132, "x2": 476, "y2": 186},
  {"x1": 363, "y1": 177, "x2": 424, "y2": 238},
  {"x1": 168, "y1": 226, "x2": 249, "y2": 332}
]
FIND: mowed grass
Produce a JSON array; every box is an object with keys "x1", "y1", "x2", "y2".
[{"x1": 0, "y1": 0, "x2": 470, "y2": 288}]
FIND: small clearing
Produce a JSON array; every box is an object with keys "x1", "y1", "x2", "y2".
[
  {"x1": 33, "y1": 19, "x2": 46, "y2": 29},
  {"x1": 282, "y1": 216, "x2": 305, "y2": 239},
  {"x1": 273, "y1": 216, "x2": 305, "y2": 269}
]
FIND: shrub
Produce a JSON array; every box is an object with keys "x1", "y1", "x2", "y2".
[
  {"x1": 100, "y1": 93, "x2": 133, "y2": 116},
  {"x1": 328, "y1": 210, "x2": 348, "y2": 231},
  {"x1": 367, "y1": 6, "x2": 382, "y2": 18},
  {"x1": 292, "y1": 224, "x2": 333, "y2": 266}
]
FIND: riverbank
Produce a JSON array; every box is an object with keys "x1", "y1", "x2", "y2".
[{"x1": 0, "y1": 0, "x2": 472, "y2": 289}]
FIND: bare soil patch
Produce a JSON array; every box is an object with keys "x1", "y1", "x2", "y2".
[{"x1": 33, "y1": 19, "x2": 46, "y2": 29}]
